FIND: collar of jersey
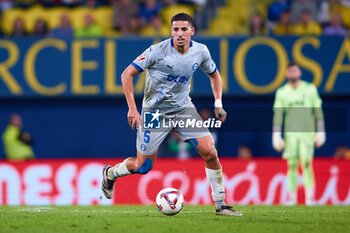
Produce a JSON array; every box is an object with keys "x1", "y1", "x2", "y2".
[{"x1": 170, "y1": 38, "x2": 193, "y2": 48}]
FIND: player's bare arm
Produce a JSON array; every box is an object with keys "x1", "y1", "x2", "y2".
[
  {"x1": 121, "y1": 65, "x2": 141, "y2": 129},
  {"x1": 209, "y1": 71, "x2": 227, "y2": 122}
]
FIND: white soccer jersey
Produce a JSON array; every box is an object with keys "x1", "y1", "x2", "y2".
[{"x1": 131, "y1": 38, "x2": 217, "y2": 109}]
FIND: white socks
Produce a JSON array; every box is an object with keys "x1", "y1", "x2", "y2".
[
  {"x1": 108, "y1": 159, "x2": 131, "y2": 180},
  {"x1": 287, "y1": 192, "x2": 297, "y2": 205},
  {"x1": 305, "y1": 186, "x2": 315, "y2": 205},
  {"x1": 205, "y1": 167, "x2": 225, "y2": 210}
]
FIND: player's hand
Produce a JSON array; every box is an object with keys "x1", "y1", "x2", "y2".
[
  {"x1": 272, "y1": 132, "x2": 285, "y2": 152},
  {"x1": 314, "y1": 132, "x2": 326, "y2": 148},
  {"x1": 127, "y1": 108, "x2": 141, "y2": 129},
  {"x1": 214, "y1": 107, "x2": 227, "y2": 123}
]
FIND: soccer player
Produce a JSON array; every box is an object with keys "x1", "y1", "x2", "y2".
[
  {"x1": 102, "y1": 13, "x2": 242, "y2": 216},
  {"x1": 272, "y1": 62, "x2": 326, "y2": 205}
]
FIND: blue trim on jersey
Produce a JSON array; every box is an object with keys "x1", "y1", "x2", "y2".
[
  {"x1": 208, "y1": 67, "x2": 217, "y2": 75},
  {"x1": 131, "y1": 62, "x2": 143, "y2": 72}
]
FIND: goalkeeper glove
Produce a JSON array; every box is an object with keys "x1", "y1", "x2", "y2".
[
  {"x1": 272, "y1": 131, "x2": 285, "y2": 152},
  {"x1": 315, "y1": 119, "x2": 326, "y2": 148},
  {"x1": 314, "y1": 132, "x2": 326, "y2": 148}
]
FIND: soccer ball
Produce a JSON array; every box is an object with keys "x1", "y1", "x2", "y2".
[{"x1": 156, "y1": 187, "x2": 184, "y2": 216}]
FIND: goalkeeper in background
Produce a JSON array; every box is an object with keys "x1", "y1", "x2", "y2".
[{"x1": 272, "y1": 61, "x2": 326, "y2": 205}]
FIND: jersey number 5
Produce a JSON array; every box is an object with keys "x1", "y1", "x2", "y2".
[{"x1": 144, "y1": 130, "x2": 151, "y2": 143}]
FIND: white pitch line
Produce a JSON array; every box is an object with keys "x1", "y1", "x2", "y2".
[{"x1": 5, "y1": 207, "x2": 54, "y2": 212}]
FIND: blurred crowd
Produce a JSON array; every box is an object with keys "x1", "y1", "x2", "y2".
[
  {"x1": 211, "y1": 0, "x2": 350, "y2": 36},
  {"x1": 254, "y1": 0, "x2": 349, "y2": 36},
  {"x1": 0, "y1": 0, "x2": 349, "y2": 38},
  {"x1": 0, "y1": 0, "x2": 224, "y2": 37}
]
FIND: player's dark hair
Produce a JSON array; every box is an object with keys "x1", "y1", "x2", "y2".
[
  {"x1": 287, "y1": 61, "x2": 298, "y2": 68},
  {"x1": 171, "y1": 13, "x2": 194, "y2": 26}
]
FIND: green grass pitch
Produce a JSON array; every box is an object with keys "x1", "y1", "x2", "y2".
[{"x1": 0, "y1": 205, "x2": 349, "y2": 233}]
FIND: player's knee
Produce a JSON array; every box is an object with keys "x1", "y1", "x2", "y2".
[
  {"x1": 131, "y1": 158, "x2": 153, "y2": 174},
  {"x1": 201, "y1": 147, "x2": 218, "y2": 163}
]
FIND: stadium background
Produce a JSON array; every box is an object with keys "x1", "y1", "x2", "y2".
[{"x1": 0, "y1": 0, "x2": 350, "y2": 206}]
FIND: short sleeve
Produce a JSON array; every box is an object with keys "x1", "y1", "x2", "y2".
[
  {"x1": 200, "y1": 46, "x2": 217, "y2": 75},
  {"x1": 131, "y1": 45, "x2": 157, "y2": 72}
]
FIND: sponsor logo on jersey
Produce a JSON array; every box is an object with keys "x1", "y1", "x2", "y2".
[{"x1": 166, "y1": 75, "x2": 190, "y2": 84}]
